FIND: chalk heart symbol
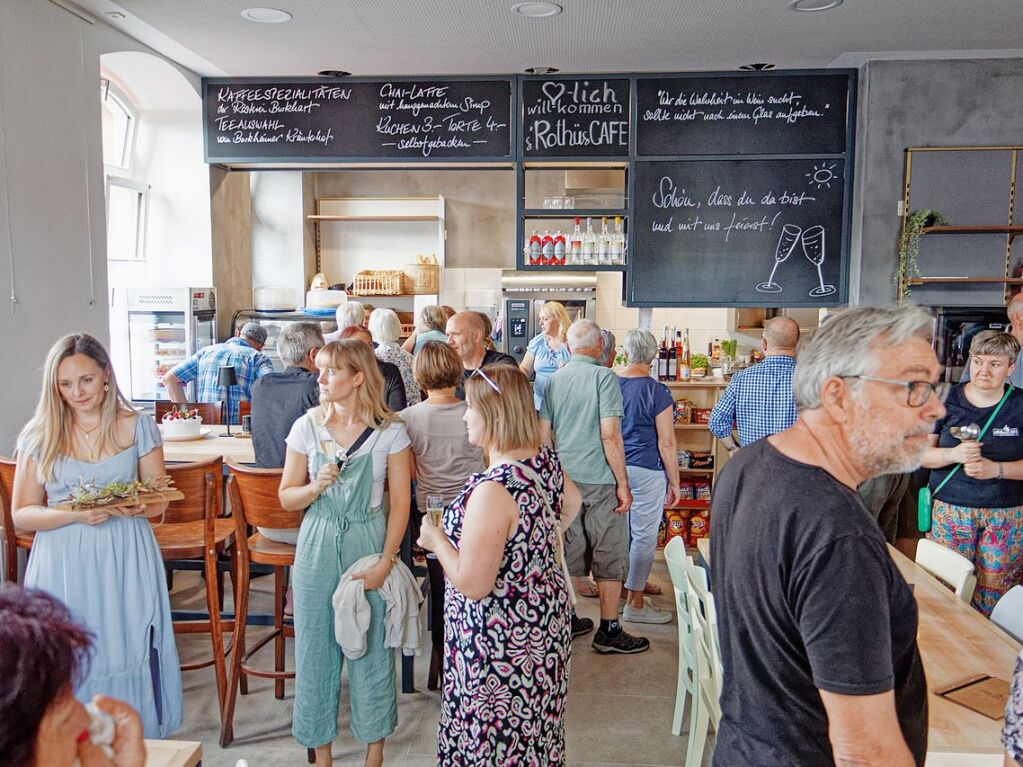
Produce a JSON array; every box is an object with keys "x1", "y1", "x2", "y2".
[{"x1": 541, "y1": 81, "x2": 566, "y2": 105}]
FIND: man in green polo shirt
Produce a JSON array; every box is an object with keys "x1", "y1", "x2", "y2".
[{"x1": 540, "y1": 319, "x2": 648, "y2": 655}]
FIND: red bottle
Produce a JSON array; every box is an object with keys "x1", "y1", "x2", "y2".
[
  {"x1": 528, "y1": 231, "x2": 542, "y2": 266},
  {"x1": 540, "y1": 230, "x2": 554, "y2": 266},
  {"x1": 554, "y1": 231, "x2": 567, "y2": 265}
]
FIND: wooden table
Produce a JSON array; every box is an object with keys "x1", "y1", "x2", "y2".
[
  {"x1": 698, "y1": 540, "x2": 1019, "y2": 755},
  {"x1": 144, "y1": 739, "x2": 201, "y2": 767},
  {"x1": 162, "y1": 433, "x2": 255, "y2": 464},
  {"x1": 889, "y1": 544, "x2": 1019, "y2": 755}
]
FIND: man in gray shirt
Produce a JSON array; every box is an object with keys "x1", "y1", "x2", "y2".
[{"x1": 540, "y1": 320, "x2": 647, "y2": 654}]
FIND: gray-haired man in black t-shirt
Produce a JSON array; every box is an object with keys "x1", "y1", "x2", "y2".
[{"x1": 711, "y1": 306, "x2": 948, "y2": 767}]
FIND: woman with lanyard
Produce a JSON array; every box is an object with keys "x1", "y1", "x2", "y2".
[
  {"x1": 519, "y1": 300, "x2": 572, "y2": 411},
  {"x1": 279, "y1": 339, "x2": 411, "y2": 767},
  {"x1": 921, "y1": 329, "x2": 1023, "y2": 615}
]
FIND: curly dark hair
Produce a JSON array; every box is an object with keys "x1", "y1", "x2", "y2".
[{"x1": 0, "y1": 584, "x2": 94, "y2": 767}]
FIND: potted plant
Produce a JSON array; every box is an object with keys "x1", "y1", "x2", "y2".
[
  {"x1": 720, "y1": 339, "x2": 738, "y2": 374},
  {"x1": 896, "y1": 209, "x2": 947, "y2": 302},
  {"x1": 690, "y1": 353, "x2": 709, "y2": 377}
]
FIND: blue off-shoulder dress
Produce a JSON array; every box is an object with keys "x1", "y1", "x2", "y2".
[{"x1": 22, "y1": 414, "x2": 183, "y2": 738}]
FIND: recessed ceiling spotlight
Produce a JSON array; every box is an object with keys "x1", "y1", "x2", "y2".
[
  {"x1": 510, "y1": 2, "x2": 563, "y2": 18},
  {"x1": 740, "y1": 63, "x2": 776, "y2": 71},
  {"x1": 317, "y1": 70, "x2": 351, "y2": 78},
  {"x1": 524, "y1": 66, "x2": 560, "y2": 75},
  {"x1": 789, "y1": 0, "x2": 843, "y2": 10},
  {"x1": 240, "y1": 7, "x2": 292, "y2": 23}
]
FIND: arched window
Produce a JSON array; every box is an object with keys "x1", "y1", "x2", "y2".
[
  {"x1": 101, "y1": 78, "x2": 146, "y2": 260},
  {"x1": 101, "y1": 78, "x2": 136, "y2": 170}
]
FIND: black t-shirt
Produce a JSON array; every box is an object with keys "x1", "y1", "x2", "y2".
[
  {"x1": 377, "y1": 360, "x2": 407, "y2": 413},
  {"x1": 455, "y1": 349, "x2": 517, "y2": 399},
  {"x1": 930, "y1": 384, "x2": 1023, "y2": 507},
  {"x1": 250, "y1": 367, "x2": 320, "y2": 468},
  {"x1": 710, "y1": 440, "x2": 927, "y2": 767}
]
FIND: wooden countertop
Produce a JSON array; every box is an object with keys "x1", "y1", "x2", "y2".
[
  {"x1": 144, "y1": 739, "x2": 201, "y2": 767},
  {"x1": 162, "y1": 433, "x2": 255, "y2": 464},
  {"x1": 695, "y1": 539, "x2": 1019, "y2": 755}
]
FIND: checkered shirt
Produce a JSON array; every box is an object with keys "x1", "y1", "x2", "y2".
[
  {"x1": 708, "y1": 355, "x2": 798, "y2": 446},
  {"x1": 168, "y1": 337, "x2": 273, "y2": 423}
]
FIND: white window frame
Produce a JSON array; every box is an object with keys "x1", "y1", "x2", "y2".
[
  {"x1": 105, "y1": 176, "x2": 149, "y2": 262},
  {"x1": 100, "y1": 79, "x2": 137, "y2": 172}
]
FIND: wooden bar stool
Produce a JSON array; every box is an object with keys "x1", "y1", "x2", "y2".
[
  {"x1": 0, "y1": 456, "x2": 35, "y2": 583},
  {"x1": 158, "y1": 456, "x2": 236, "y2": 720},
  {"x1": 220, "y1": 462, "x2": 300, "y2": 748}
]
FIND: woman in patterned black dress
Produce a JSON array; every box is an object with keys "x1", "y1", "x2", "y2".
[{"x1": 418, "y1": 364, "x2": 582, "y2": 765}]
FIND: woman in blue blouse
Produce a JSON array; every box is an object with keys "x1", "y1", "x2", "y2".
[{"x1": 519, "y1": 301, "x2": 571, "y2": 411}]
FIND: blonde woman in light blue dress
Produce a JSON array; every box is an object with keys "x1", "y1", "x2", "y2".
[{"x1": 12, "y1": 334, "x2": 183, "y2": 738}]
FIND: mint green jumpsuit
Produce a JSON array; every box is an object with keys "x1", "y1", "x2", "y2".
[{"x1": 291, "y1": 445, "x2": 397, "y2": 747}]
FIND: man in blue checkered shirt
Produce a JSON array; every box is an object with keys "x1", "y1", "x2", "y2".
[
  {"x1": 709, "y1": 317, "x2": 800, "y2": 452},
  {"x1": 164, "y1": 322, "x2": 273, "y2": 424}
]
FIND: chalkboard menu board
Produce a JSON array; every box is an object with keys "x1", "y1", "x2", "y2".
[
  {"x1": 636, "y1": 73, "x2": 850, "y2": 156},
  {"x1": 521, "y1": 77, "x2": 629, "y2": 158},
  {"x1": 204, "y1": 78, "x2": 512, "y2": 162},
  {"x1": 629, "y1": 159, "x2": 847, "y2": 306}
]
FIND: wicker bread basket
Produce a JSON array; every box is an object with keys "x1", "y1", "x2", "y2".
[
  {"x1": 404, "y1": 262, "x2": 440, "y2": 294},
  {"x1": 352, "y1": 270, "x2": 408, "y2": 296}
]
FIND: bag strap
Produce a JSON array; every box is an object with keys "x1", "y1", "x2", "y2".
[
  {"x1": 505, "y1": 460, "x2": 577, "y2": 607},
  {"x1": 933, "y1": 384, "x2": 1014, "y2": 495}
]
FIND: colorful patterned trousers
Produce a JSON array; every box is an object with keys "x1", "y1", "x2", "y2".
[{"x1": 927, "y1": 500, "x2": 1023, "y2": 615}]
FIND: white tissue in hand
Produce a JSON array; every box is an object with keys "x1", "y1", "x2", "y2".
[{"x1": 85, "y1": 701, "x2": 115, "y2": 757}]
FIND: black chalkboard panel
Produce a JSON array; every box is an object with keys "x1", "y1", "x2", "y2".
[
  {"x1": 629, "y1": 159, "x2": 847, "y2": 306},
  {"x1": 204, "y1": 78, "x2": 512, "y2": 162},
  {"x1": 636, "y1": 73, "x2": 850, "y2": 156},
  {"x1": 521, "y1": 77, "x2": 629, "y2": 157}
]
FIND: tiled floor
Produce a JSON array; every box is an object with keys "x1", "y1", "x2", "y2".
[{"x1": 170, "y1": 563, "x2": 709, "y2": 766}]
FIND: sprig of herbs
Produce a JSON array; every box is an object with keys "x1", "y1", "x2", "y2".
[{"x1": 66, "y1": 476, "x2": 174, "y2": 509}]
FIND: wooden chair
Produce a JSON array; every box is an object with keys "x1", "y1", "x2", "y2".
[
  {"x1": 1, "y1": 457, "x2": 36, "y2": 583},
  {"x1": 916, "y1": 539, "x2": 977, "y2": 604},
  {"x1": 663, "y1": 537, "x2": 701, "y2": 738},
  {"x1": 156, "y1": 456, "x2": 235, "y2": 722},
  {"x1": 220, "y1": 462, "x2": 300, "y2": 748},
  {"x1": 155, "y1": 401, "x2": 224, "y2": 425}
]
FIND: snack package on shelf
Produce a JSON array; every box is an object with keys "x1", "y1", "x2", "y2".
[
  {"x1": 663, "y1": 509, "x2": 690, "y2": 548},
  {"x1": 692, "y1": 407, "x2": 712, "y2": 424},
  {"x1": 677, "y1": 481, "x2": 695, "y2": 500},
  {"x1": 689, "y1": 510, "x2": 709, "y2": 543},
  {"x1": 673, "y1": 398, "x2": 693, "y2": 424},
  {"x1": 676, "y1": 450, "x2": 690, "y2": 469},
  {"x1": 689, "y1": 451, "x2": 714, "y2": 469},
  {"x1": 694, "y1": 480, "x2": 711, "y2": 501}
]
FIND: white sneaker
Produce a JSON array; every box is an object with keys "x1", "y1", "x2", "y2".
[{"x1": 622, "y1": 602, "x2": 673, "y2": 624}]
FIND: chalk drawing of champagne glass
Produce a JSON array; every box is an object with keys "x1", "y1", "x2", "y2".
[
  {"x1": 802, "y1": 225, "x2": 835, "y2": 297},
  {"x1": 756, "y1": 224, "x2": 802, "y2": 293}
]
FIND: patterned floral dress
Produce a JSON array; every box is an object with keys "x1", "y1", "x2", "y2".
[{"x1": 438, "y1": 446, "x2": 572, "y2": 766}]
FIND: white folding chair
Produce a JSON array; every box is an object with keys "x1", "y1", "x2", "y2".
[
  {"x1": 991, "y1": 585, "x2": 1023, "y2": 642},
  {"x1": 916, "y1": 539, "x2": 977, "y2": 604},
  {"x1": 664, "y1": 537, "x2": 701, "y2": 737},
  {"x1": 685, "y1": 559, "x2": 723, "y2": 767}
]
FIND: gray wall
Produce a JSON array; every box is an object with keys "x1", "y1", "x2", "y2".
[
  {"x1": 0, "y1": 1, "x2": 201, "y2": 452},
  {"x1": 852, "y1": 58, "x2": 1023, "y2": 305}
]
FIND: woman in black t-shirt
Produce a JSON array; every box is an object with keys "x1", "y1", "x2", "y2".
[{"x1": 921, "y1": 330, "x2": 1023, "y2": 615}]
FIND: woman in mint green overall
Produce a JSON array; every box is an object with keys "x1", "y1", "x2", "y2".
[{"x1": 280, "y1": 339, "x2": 412, "y2": 767}]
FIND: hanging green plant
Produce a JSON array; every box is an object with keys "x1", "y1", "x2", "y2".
[{"x1": 895, "y1": 209, "x2": 948, "y2": 302}]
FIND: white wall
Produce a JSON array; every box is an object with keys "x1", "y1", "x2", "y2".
[{"x1": 0, "y1": 1, "x2": 201, "y2": 453}]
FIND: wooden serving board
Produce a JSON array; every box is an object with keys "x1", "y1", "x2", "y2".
[{"x1": 55, "y1": 489, "x2": 185, "y2": 512}]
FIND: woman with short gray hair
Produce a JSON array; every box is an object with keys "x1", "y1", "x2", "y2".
[
  {"x1": 921, "y1": 328, "x2": 1023, "y2": 615},
  {"x1": 617, "y1": 329, "x2": 681, "y2": 621},
  {"x1": 369, "y1": 308, "x2": 421, "y2": 406}
]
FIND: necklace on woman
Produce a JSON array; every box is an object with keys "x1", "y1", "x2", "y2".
[{"x1": 75, "y1": 422, "x2": 101, "y2": 460}]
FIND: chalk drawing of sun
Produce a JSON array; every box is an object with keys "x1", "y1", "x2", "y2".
[{"x1": 806, "y1": 162, "x2": 840, "y2": 189}]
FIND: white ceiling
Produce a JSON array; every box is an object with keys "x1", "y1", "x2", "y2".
[{"x1": 76, "y1": 0, "x2": 1023, "y2": 78}]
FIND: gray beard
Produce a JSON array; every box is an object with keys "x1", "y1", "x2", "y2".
[{"x1": 847, "y1": 403, "x2": 931, "y2": 478}]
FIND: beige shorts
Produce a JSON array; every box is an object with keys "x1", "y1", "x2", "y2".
[{"x1": 565, "y1": 481, "x2": 627, "y2": 581}]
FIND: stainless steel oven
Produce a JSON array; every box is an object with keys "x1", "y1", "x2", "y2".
[{"x1": 500, "y1": 271, "x2": 597, "y2": 363}]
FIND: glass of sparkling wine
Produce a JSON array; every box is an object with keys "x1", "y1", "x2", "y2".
[{"x1": 425, "y1": 494, "x2": 444, "y2": 559}]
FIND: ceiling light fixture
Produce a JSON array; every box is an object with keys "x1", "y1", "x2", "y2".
[
  {"x1": 510, "y1": 2, "x2": 563, "y2": 18},
  {"x1": 240, "y1": 7, "x2": 292, "y2": 23},
  {"x1": 524, "y1": 66, "x2": 560, "y2": 75},
  {"x1": 739, "y1": 63, "x2": 776, "y2": 71},
  {"x1": 318, "y1": 70, "x2": 351, "y2": 78},
  {"x1": 789, "y1": 0, "x2": 843, "y2": 11}
]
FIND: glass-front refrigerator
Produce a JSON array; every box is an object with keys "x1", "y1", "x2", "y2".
[
  {"x1": 232, "y1": 309, "x2": 338, "y2": 371},
  {"x1": 126, "y1": 288, "x2": 217, "y2": 401}
]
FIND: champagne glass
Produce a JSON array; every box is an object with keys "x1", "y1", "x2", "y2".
[
  {"x1": 425, "y1": 494, "x2": 445, "y2": 560},
  {"x1": 756, "y1": 224, "x2": 801, "y2": 293},
  {"x1": 802, "y1": 225, "x2": 836, "y2": 297}
]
